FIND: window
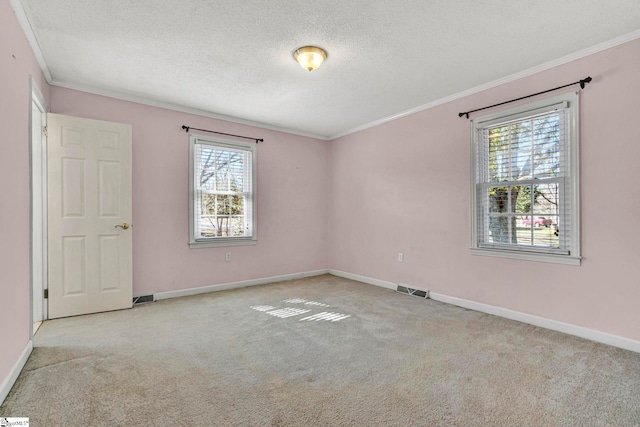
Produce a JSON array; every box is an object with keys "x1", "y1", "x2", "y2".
[
  {"x1": 471, "y1": 92, "x2": 580, "y2": 265},
  {"x1": 189, "y1": 135, "x2": 256, "y2": 248}
]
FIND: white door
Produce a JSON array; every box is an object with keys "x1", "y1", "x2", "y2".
[{"x1": 47, "y1": 113, "x2": 132, "y2": 319}]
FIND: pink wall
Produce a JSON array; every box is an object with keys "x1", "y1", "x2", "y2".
[
  {"x1": 1, "y1": 1, "x2": 50, "y2": 391},
  {"x1": 50, "y1": 88, "x2": 329, "y2": 296},
  {"x1": 329, "y1": 38, "x2": 640, "y2": 341},
  {"x1": 3, "y1": 0, "x2": 639, "y2": 400}
]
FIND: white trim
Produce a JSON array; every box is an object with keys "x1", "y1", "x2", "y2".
[
  {"x1": 13, "y1": 0, "x2": 326, "y2": 140},
  {"x1": 9, "y1": 0, "x2": 53, "y2": 82},
  {"x1": 329, "y1": 29, "x2": 640, "y2": 140},
  {"x1": 49, "y1": 80, "x2": 331, "y2": 141},
  {"x1": 189, "y1": 239, "x2": 257, "y2": 249},
  {"x1": 13, "y1": 0, "x2": 639, "y2": 143},
  {"x1": 469, "y1": 92, "x2": 581, "y2": 265},
  {"x1": 188, "y1": 134, "x2": 258, "y2": 247},
  {"x1": 30, "y1": 78, "x2": 49, "y2": 331},
  {"x1": 428, "y1": 292, "x2": 640, "y2": 354},
  {"x1": 329, "y1": 270, "x2": 640, "y2": 354},
  {"x1": 470, "y1": 248, "x2": 581, "y2": 266},
  {"x1": 153, "y1": 269, "x2": 330, "y2": 301},
  {"x1": 30, "y1": 76, "x2": 49, "y2": 112},
  {"x1": 328, "y1": 269, "x2": 397, "y2": 290},
  {"x1": 0, "y1": 340, "x2": 33, "y2": 406}
]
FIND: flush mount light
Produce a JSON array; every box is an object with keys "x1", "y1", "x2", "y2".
[{"x1": 293, "y1": 46, "x2": 327, "y2": 72}]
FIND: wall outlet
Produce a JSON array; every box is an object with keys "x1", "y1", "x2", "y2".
[
  {"x1": 225, "y1": 252, "x2": 231, "y2": 262},
  {"x1": 398, "y1": 252, "x2": 404, "y2": 262}
]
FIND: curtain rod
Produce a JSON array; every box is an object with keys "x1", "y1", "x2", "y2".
[
  {"x1": 458, "y1": 76, "x2": 592, "y2": 119},
  {"x1": 182, "y1": 125, "x2": 263, "y2": 143}
]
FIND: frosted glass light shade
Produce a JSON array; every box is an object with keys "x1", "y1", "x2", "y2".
[{"x1": 293, "y1": 46, "x2": 327, "y2": 72}]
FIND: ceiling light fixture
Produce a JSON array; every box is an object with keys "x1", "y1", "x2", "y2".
[{"x1": 293, "y1": 46, "x2": 327, "y2": 72}]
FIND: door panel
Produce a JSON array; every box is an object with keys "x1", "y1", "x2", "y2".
[
  {"x1": 48, "y1": 113, "x2": 132, "y2": 319},
  {"x1": 98, "y1": 161, "x2": 121, "y2": 216},
  {"x1": 61, "y1": 157, "x2": 85, "y2": 216},
  {"x1": 62, "y1": 236, "x2": 86, "y2": 296},
  {"x1": 98, "y1": 235, "x2": 121, "y2": 291}
]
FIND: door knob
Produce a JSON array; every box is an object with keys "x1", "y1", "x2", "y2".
[{"x1": 115, "y1": 222, "x2": 130, "y2": 229}]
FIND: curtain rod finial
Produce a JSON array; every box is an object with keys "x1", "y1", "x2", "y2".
[
  {"x1": 580, "y1": 76, "x2": 592, "y2": 89},
  {"x1": 182, "y1": 125, "x2": 189, "y2": 132}
]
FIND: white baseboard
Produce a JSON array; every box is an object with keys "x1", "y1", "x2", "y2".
[
  {"x1": 329, "y1": 269, "x2": 397, "y2": 290},
  {"x1": 153, "y1": 269, "x2": 330, "y2": 301},
  {"x1": 428, "y1": 292, "x2": 640, "y2": 354},
  {"x1": 0, "y1": 340, "x2": 33, "y2": 406},
  {"x1": 328, "y1": 269, "x2": 640, "y2": 354}
]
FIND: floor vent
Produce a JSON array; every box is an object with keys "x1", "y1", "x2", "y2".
[
  {"x1": 396, "y1": 285, "x2": 429, "y2": 299},
  {"x1": 133, "y1": 294, "x2": 154, "y2": 305}
]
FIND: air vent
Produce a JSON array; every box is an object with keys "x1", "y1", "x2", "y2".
[
  {"x1": 133, "y1": 294, "x2": 154, "y2": 305},
  {"x1": 396, "y1": 285, "x2": 429, "y2": 299}
]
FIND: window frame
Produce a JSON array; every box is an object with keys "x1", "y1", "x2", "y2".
[
  {"x1": 470, "y1": 91, "x2": 581, "y2": 265},
  {"x1": 188, "y1": 134, "x2": 257, "y2": 248}
]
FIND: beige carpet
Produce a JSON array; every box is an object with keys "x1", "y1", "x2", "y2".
[{"x1": 2, "y1": 274, "x2": 639, "y2": 426}]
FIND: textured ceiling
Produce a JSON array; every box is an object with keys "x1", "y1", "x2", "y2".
[{"x1": 14, "y1": 0, "x2": 640, "y2": 139}]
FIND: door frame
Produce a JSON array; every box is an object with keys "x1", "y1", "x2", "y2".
[{"x1": 30, "y1": 77, "x2": 49, "y2": 331}]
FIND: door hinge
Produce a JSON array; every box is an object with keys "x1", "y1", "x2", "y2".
[
  {"x1": 42, "y1": 126, "x2": 48, "y2": 137},
  {"x1": 44, "y1": 289, "x2": 48, "y2": 299}
]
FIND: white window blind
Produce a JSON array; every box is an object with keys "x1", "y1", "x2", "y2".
[
  {"x1": 189, "y1": 135, "x2": 256, "y2": 247},
  {"x1": 471, "y1": 93, "x2": 580, "y2": 263}
]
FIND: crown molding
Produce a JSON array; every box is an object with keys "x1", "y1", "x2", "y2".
[
  {"x1": 49, "y1": 79, "x2": 331, "y2": 140},
  {"x1": 12, "y1": 0, "x2": 329, "y2": 140},
  {"x1": 329, "y1": 29, "x2": 640, "y2": 140},
  {"x1": 11, "y1": 0, "x2": 640, "y2": 143},
  {"x1": 10, "y1": 0, "x2": 53, "y2": 82}
]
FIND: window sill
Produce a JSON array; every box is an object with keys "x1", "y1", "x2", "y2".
[
  {"x1": 189, "y1": 238, "x2": 257, "y2": 249},
  {"x1": 470, "y1": 248, "x2": 581, "y2": 266}
]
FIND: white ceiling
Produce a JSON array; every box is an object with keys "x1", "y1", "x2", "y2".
[{"x1": 14, "y1": 0, "x2": 640, "y2": 139}]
